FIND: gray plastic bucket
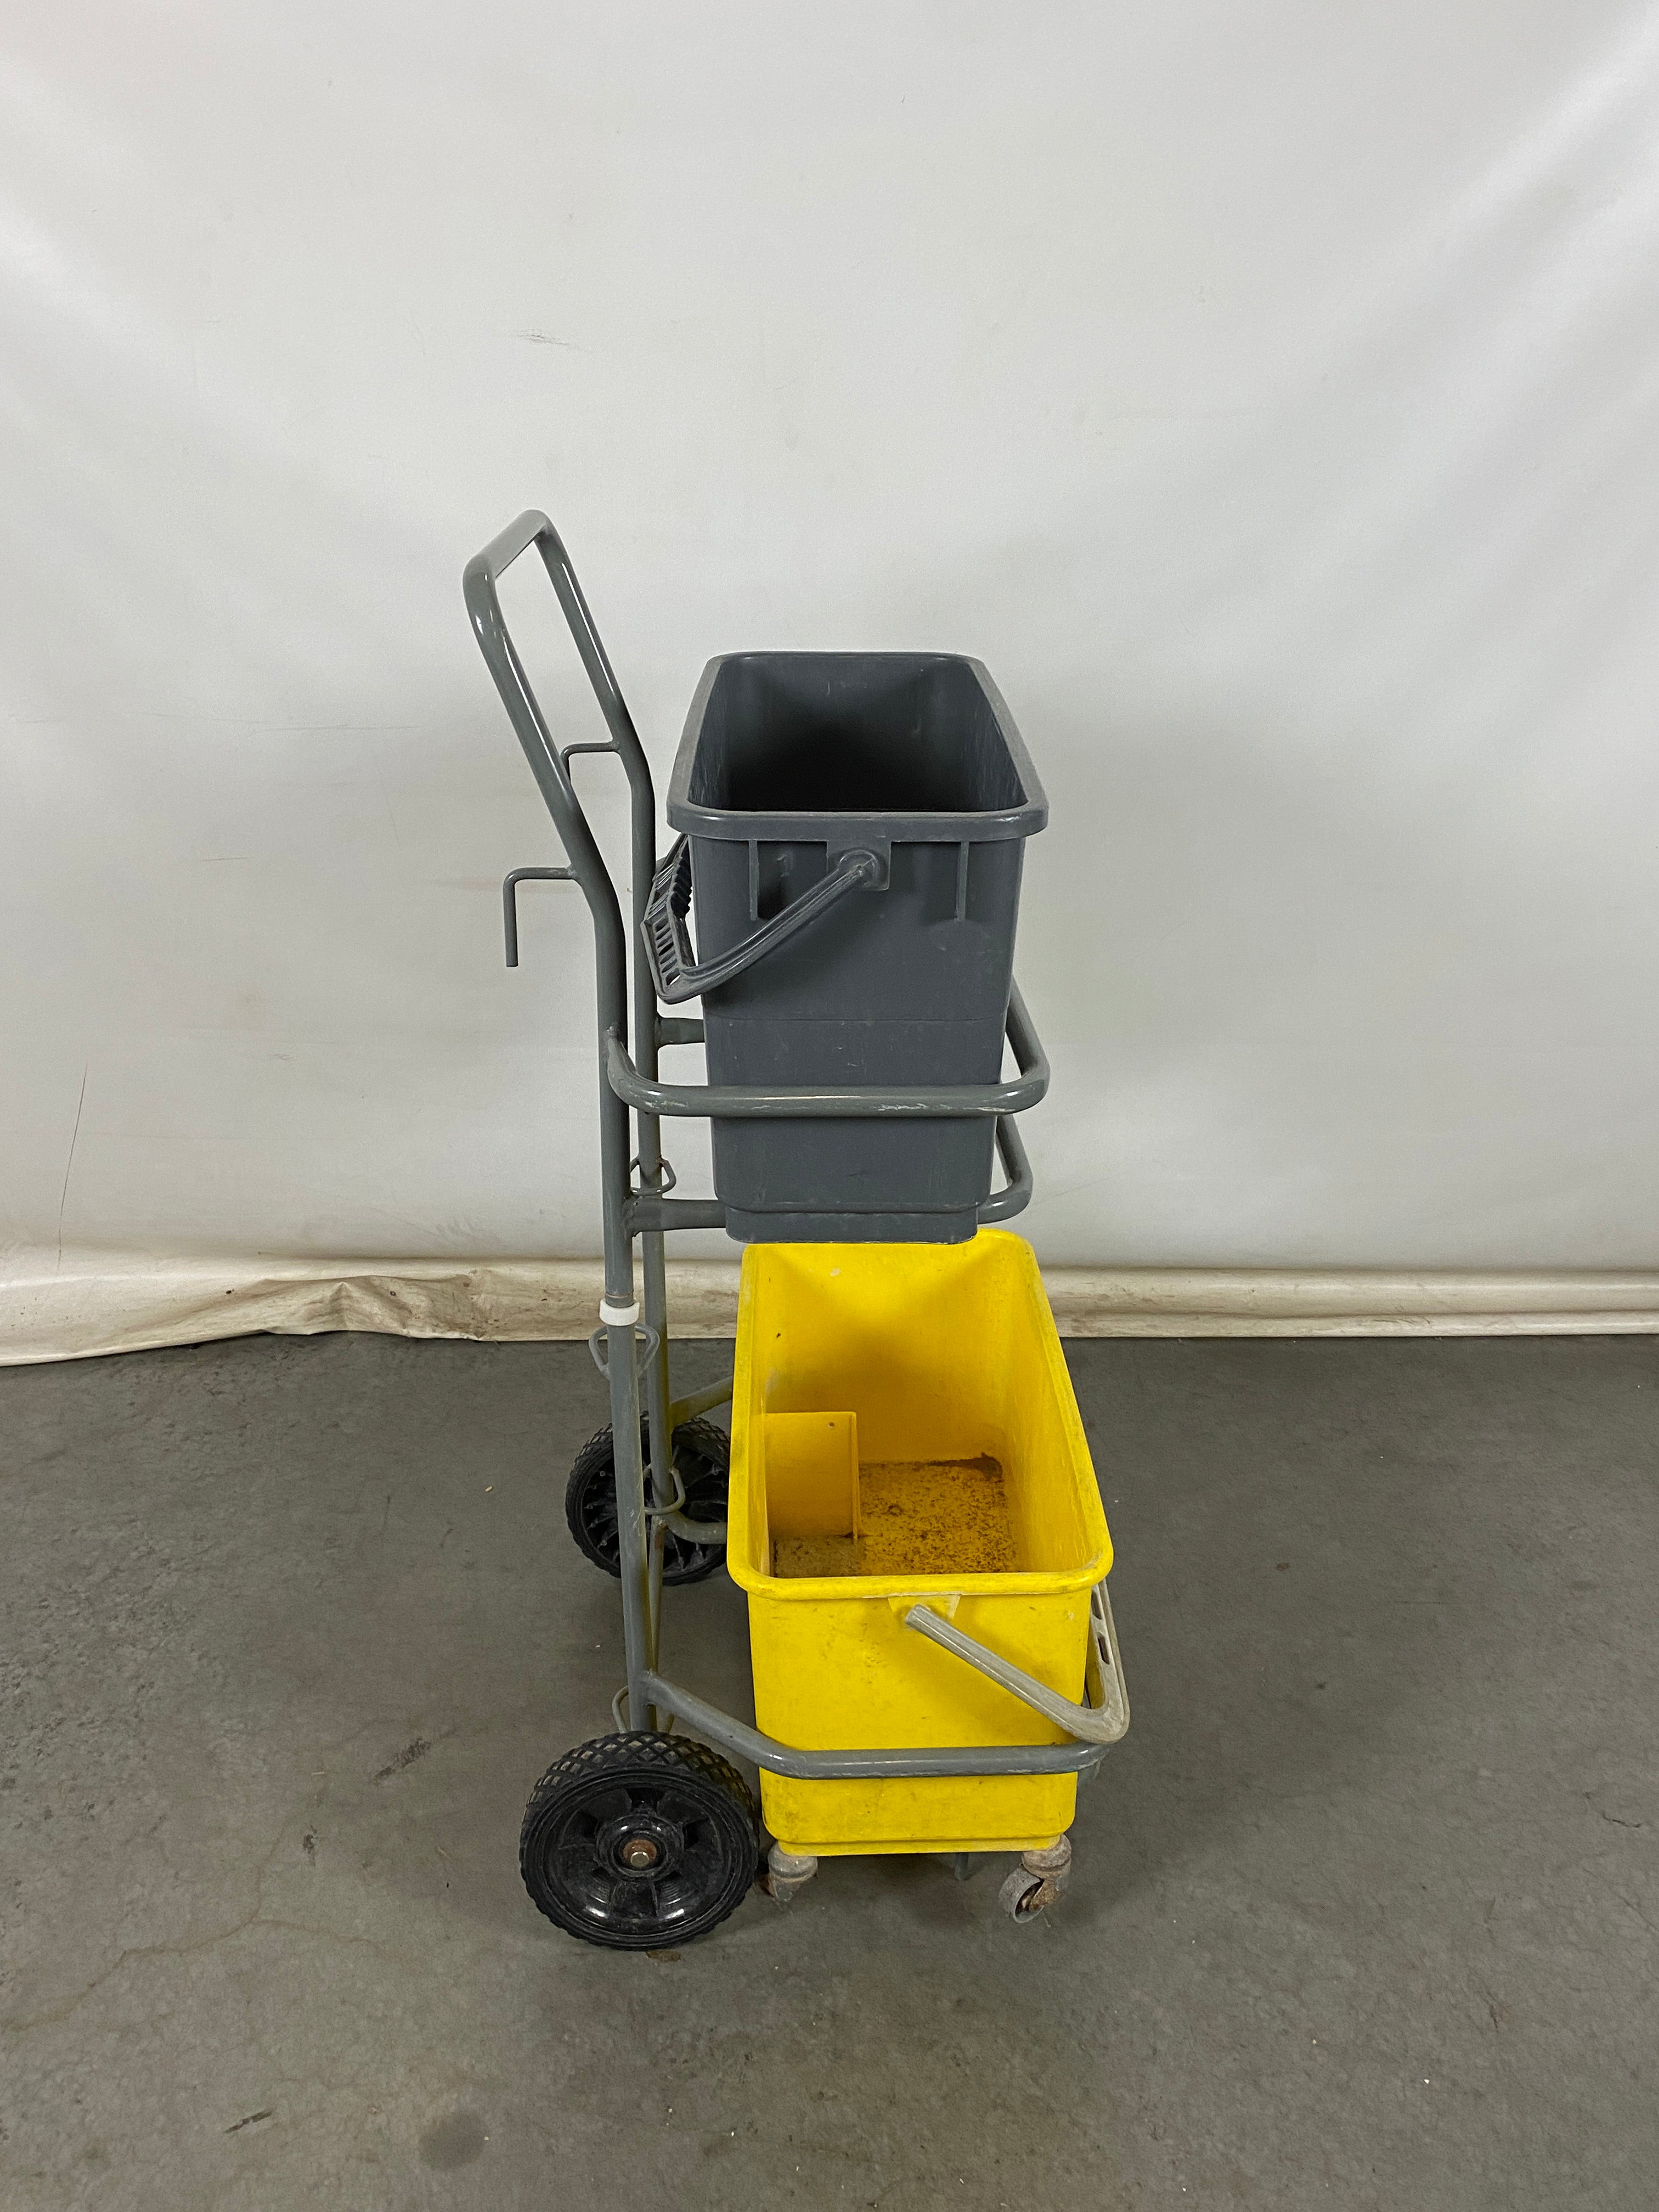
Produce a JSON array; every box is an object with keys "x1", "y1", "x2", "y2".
[{"x1": 657, "y1": 652, "x2": 1046, "y2": 1242}]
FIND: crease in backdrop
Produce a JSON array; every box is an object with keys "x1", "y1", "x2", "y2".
[{"x1": 4, "y1": 2, "x2": 1658, "y2": 1357}]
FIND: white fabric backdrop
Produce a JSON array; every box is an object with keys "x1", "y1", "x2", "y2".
[{"x1": 6, "y1": 1, "x2": 1658, "y2": 1288}]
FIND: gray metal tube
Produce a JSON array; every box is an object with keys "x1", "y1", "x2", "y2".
[
  {"x1": 625, "y1": 1194, "x2": 729, "y2": 1234},
  {"x1": 658, "y1": 1511, "x2": 727, "y2": 1547},
  {"x1": 639, "y1": 1670, "x2": 1110, "y2": 1780},
  {"x1": 656, "y1": 1376, "x2": 733, "y2": 1543},
  {"x1": 629, "y1": 1137, "x2": 1024, "y2": 1232},
  {"x1": 638, "y1": 1220, "x2": 673, "y2": 1650},
  {"x1": 977, "y1": 1116, "x2": 1032, "y2": 1225},
  {"x1": 902, "y1": 1599, "x2": 1126, "y2": 1746},
  {"x1": 502, "y1": 866, "x2": 576, "y2": 968},
  {"x1": 465, "y1": 511, "x2": 669, "y2": 1724},
  {"x1": 464, "y1": 513, "x2": 640, "y2": 1307},
  {"x1": 604, "y1": 981, "x2": 1048, "y2": 1121},
  {"x1": 605, "y1": 1040, "x2": 1045, "y2": 1120},
  {"x1": 668, "y1": 1376, "x2": 734, "y2": 1426},
  {"x1": 605, "y1": 1327, "x2": 654, "y2": 1728}
]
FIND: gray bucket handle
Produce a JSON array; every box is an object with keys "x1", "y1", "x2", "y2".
[
  {"x1": 642, "y1": 832, "x2": 885, "y2": 1003},
  {"x1": 902, "y1": 1581, "x2": 1130, "y2": 1747}
]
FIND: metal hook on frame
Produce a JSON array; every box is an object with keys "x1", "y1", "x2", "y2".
[{"x1": 503, "y1": 865, "x2": 577, "y2": 967}]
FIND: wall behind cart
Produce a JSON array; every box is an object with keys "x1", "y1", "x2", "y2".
[{"x1": 6, "y1": 1, "x2": 1658, "y2": 1281}]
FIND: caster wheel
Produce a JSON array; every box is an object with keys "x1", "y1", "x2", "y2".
[
  {"x1": 565, "y1": 1417, "x2": 729, "y2": 1585},
  {"x1": 760, "y1": 1843, "x2": 819, "y2": 1905},
  {"x1": 999, "y1": 1837, "x2": 1071, "y2": 1924},
  {"x1": 998, "y1": 1867, "x2": 1052, "y2": 1922},
  {"x1": 520, "y1": 1731, "x2": 759, "y2": 1950}
]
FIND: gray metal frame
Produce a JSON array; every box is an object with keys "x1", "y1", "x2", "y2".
[{"x1": 464, "y1": 510, "x2": 1127, "y2": 1787}]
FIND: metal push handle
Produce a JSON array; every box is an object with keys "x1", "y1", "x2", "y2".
[
  {"x1": 464, "y1": 509, "x2": 663, "y2": 1316},
  {"x1": 642, "y1": 833, "x2": 885, "y2": 1003},
  {"x1": 902, "y1": 1579, "x2": 1130, "y2": 1746},
  {"x1": 463, "y1": 512, "x2": 650, "y2": 901}
]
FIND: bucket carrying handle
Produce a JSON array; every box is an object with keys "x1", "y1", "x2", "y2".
[
  {"x1": 642, "y1": 832, "x2": 885, "y2": 1005},
  {"x1": 902, "y1": 1579, "x2": 1130, "y2": 1747}
]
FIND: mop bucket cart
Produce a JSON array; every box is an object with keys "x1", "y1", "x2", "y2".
[{"x1": 464, "y1": 511, "x2": 1129, "y2": 1951}]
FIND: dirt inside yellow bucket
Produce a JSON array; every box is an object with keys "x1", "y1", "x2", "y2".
[{"x1": 771, "y1": 1455, "x2": 1016, "y2": 1579}]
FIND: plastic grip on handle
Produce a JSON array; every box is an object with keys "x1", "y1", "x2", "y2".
[{"x1": 642, "y1": 834, "x2": 883, "y2": 1005}]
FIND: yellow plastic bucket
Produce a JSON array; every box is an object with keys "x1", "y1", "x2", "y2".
[{"x1": 726, "y1": 1231, "x2": 1113, "y2": 1857}]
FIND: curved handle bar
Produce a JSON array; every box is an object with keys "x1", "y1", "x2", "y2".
[
  {"x1": 462, "y1": 511, "x2": 651, "y2": 917},
  {"x1": 903, "y1": 1579, "x2": 1129, "y2": 1747},
  {"x1": 642, "y1": 833, "x2": 887, "y2": 1004},
  {"x1": 464, "y1": 510, "x2": 658, "y2": 1306}
]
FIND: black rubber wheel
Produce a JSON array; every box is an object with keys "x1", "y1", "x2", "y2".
[
  {"x1": 565, "y1": 1417, "x2": 729, "y2": 1585},
  {"x1": 520, "y1": 1731, "x2": 759, "y2": 1950}
]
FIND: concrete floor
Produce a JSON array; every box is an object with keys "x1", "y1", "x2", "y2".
[{"x1": 2, "y1": 1330, "x2": 1656, "y2": 2211}]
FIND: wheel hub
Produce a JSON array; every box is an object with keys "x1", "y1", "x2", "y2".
[{"x1": 596, "y1": 1809, "x2": 682, "y2": 1882}]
